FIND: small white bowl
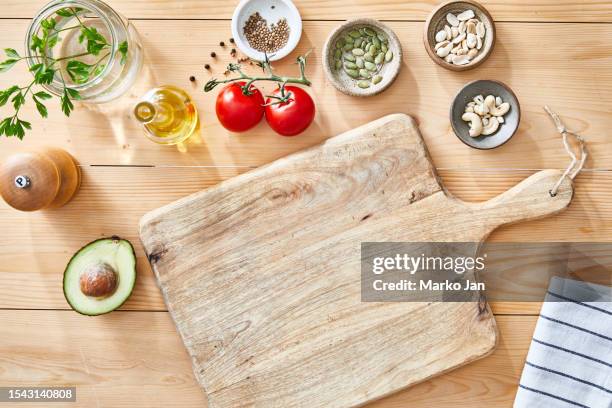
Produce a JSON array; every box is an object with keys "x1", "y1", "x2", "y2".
[{"x1": 231, "y1": 0, "x2": 302, "y2": 62}]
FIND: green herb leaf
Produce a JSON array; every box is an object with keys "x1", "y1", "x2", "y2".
[
  {"x1": 4, "y1": 48, "x2": 20, "y2": 59},
  {"x1": 0, "y1": 86, "x2": 20, "y2": 106},
  {"x1": 56, "y1": 8, "x2": 74, "y2": 17},
  {"x1": 47, "y1": 33, "x2": 60, "y2": 49},
  {"x1": 2, "y1": 117, "x2": 30, "y2": 140},
  {"x1": 31, "y1": 63, "x2": 55, "y2": 85},
  {"x1": 0, "y1": 117, "x2": 11, "y2": 136},
  {"x1": 13, "y1": 119, "x2": 31, "y2": 140},
  {"x1": 118, "y1": 41, "x2": 128, "y2": 65},
  {"x1": 65, "y1": 88, "x2": 81, "y2": 100},
  {"x1": 33, "y1": 96, "x2": 49, "y2": 118},
  {"x1": 80, "y1": 26, "x2": 108, "y2": 56},
  {"x1": 66, "y1": 60, "x2": 92, "y2": 84},
  {"x1": 35, "y1": 104, "x2": 49, "y2": 119},
  {"x1": 92, "y1": 63, "x2": 106, "y2": 77},
  {"x1": 34, "y1": 91, "x2": 52, "y2": 100},
  {"x1": 0, "y1": 59, "x2": 18, "y2": 73},
  {"x1": 20, "y1": 119, "x2": 31, "y2": 130},
  {"x1": 11, "y1": 91, "x2": 25, "y2": 110},
  {"x1": 41, "y1": 18, "x2": 57, "y2": 31},
  {"x1": 61, "y1": 88, "x2": 75, "y2": 116},
  {"x1": 30, "y1": 35, "x2": 44, "y2": 53}
]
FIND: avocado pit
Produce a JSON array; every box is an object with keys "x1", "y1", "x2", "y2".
[{"x1": 79, "y1": 262, "x2": 118, "y2": 298}]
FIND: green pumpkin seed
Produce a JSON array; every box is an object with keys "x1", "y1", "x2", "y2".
[
  {"x1": 352, "y1": 48, "x2": 365, "y2": 56},
  {"x1": 365, "y1": 61, "x2": 377, "y2": 71},
  {"x1": 364, "y1": 53, "x2": 374, "y2": 63},
  {"x1": 354, "y1": 38, "x2": 363, "y2": 48},
  {"x1": 377, "y1": 34, "x2": 386, "y2": 42},
  {"x1": 343, "y1": 35, "x2": 354, "y2": 44},
  {"x1": 356, "y1": 58, "x2": 364, "y2": 68},
  {"x1": 349, "y1": 30, "x2": 361, "y2": 38},
  {"x1": 344, "y1": 61, "x2": 358, "y2": 69},
  {"x1": 358, "y1": 80, "x2": 370, "y2": 89},
  {"x1": 359, "y1": 69, "x2": 371, "y2": 78},
  {"x1": 370, "y1": 44, "x2": 379, "y2": 55},
  {"x1": 365, "y1": 43, "x2": 371, "y2": 52},
  {"x1": 372, "y1": 36, "x2": 381, "y2": 48},
  {"x1": 359, "y1": 28, "x2": 367, "y2": 35},
  {"x1": 334, "y1": 49, "x2": 342, "y2": 59},
  {"x1": 372, "y1": 75, "x2": 383, "y2": 84},
  {"x1": 381, "y1": 43, "x2": 388, "y2": 53},
  {"x1": 343, "y1": 43, "x2": 353, "y2": 51},
  {"x1": 345, "y1": 68, "x2": 359, "y2": 78},
  {"x1": 363, "y1": 27, "x2": 376, "y2": 37},
  {"x1": 344, "y1": 54, "x2": 356, "y2": 62},
  {"x1": 385, "y1": 50, "x2": 393, "y2": 62},
  {"x1": 335, "y1": 60, "x2": 342, "y2": 70},
  {"x1": 375, "y1": 53, "x2": 384, "y2": 64}
]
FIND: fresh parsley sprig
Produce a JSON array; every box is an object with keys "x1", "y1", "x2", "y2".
[{"x1": 0, "y1": 7, "x2": 128, "y2": 140}]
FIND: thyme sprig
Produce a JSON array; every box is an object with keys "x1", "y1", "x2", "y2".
[
  {"x1": 204, "y1": 54, "x2": 311, "y2": 103},
  {"x1": 0, "y1": 7, "x2": 128, "y2": 139}
]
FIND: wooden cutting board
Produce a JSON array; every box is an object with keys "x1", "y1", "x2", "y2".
[{"x1": 139, "y1": 114, "x2": 573, "y2": 408}]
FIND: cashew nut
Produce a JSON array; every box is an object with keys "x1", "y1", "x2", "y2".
[
  {"x1": 461, "y1": 112, "x2": 483, "y2": 137},
  {"x1": 491, "y1": 102, "x2": 510, "y2": 117},
  {"x1": 481, "y1": 116, "x2": 500, "y2": 135}
]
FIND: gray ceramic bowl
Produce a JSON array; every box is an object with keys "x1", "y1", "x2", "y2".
[
  {"x1": 322, "y1": 19, "x2": 402, "y2": 97},
  {"x1": 424, "y1": 0, "x2": 495, "y2": 71},
  {"x1": 450, "y1": 80, "x2": 520, "y2": 149}
]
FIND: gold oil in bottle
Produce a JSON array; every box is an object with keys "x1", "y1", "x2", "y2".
[{"x1": 134, "y1": 85, "x2": 199, "y2": 145}]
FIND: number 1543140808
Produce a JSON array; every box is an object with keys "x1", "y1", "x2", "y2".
[{"x1": 1, "y1": 387, "x2": 76, "y2": 402}]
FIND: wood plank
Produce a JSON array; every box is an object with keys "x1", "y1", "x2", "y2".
[
  {"x1": 1, "y1": 0, "x2": 611, "y2": 22},
  {"x1": 0, "y1": 20, "x2": 610, "y2": 169},
  {"x1": 0, "y1": 167, "x2": 608, "y2": 312},
  {"x1": 0, "y1": 311, "x2": 535, "y2": 408}
]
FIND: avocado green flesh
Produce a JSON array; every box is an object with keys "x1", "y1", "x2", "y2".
[{"x1": 63, "y1": 238, "x2": 136, "y2": 316}]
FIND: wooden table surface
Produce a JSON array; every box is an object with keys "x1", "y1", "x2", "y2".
[{"x1": 0, "y1": 1, "x2": 610, "y2": 407}]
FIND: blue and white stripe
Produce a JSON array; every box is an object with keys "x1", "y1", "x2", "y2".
[{"x1": 515, "y1": 277, "x2": 612, "y2": 408}]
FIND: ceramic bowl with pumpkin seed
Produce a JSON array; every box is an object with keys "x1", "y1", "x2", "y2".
[{"x1": 323, "y1": 19, "x2": 402, "y2": 97}]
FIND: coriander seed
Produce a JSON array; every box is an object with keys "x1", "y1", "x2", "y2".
[{"x1": 242, "y1": 12, "x2": 290, "y2": 53}]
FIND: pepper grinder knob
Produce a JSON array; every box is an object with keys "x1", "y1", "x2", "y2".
[{"x1": 14, "y1": 175, "x2": 31, "y2": 189}]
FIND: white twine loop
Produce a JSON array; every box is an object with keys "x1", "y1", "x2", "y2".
[{"x1": 544, "y1": 106, "x2": 588, "y2": 197}]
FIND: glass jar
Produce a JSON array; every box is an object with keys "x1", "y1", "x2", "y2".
[{"x1": 25, "y1": 0, "x2": 143, "y2": 103}]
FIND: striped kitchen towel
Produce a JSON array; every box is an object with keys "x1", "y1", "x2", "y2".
[{"x1": 515, "y1": 277, "x2": 612, "y2": 408}]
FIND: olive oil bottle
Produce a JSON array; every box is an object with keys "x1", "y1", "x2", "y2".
[{"x1": 134, "y1": 85, "x2": 199, "y2": 145}]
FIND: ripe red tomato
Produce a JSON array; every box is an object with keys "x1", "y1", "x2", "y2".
[
  {"x1": 215, "y1": 82, "x2": 264, "y2": 133},
  {"x1": 264, "y1": 86, "x2": 315, "y2": 137}
]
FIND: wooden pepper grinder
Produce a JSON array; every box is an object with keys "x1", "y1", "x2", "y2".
[{"x1": 0, "y1": 148, "x2": 81, "y2": 211}]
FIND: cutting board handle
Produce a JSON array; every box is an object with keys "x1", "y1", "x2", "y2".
[{"x1": 474, "y1": 169, "x2": 573, "y2": 229}]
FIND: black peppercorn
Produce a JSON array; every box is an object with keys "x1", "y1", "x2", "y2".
[
  {"x1": 210, "y1": 52, "x2": 216, "y2": 58},
  {"x1": 204, "y1": 64, "x2": 211, "y2": 70},
  {"x1": 231, "y1": 48, "x2": 236, "y2": 54},
  {"x1": 229, "y1": 38, "x2": 235, "y2": 43},
  {"x1": 219, "y1": 41, "x2": 225, "y2": 47},
  {"x1": 189, "y1": 76, "x2": 196, "y2": 82}
]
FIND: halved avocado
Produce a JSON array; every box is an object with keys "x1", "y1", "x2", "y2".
[{"x1": 63, "y1": 237, "x2": 136, "y2": 316}]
